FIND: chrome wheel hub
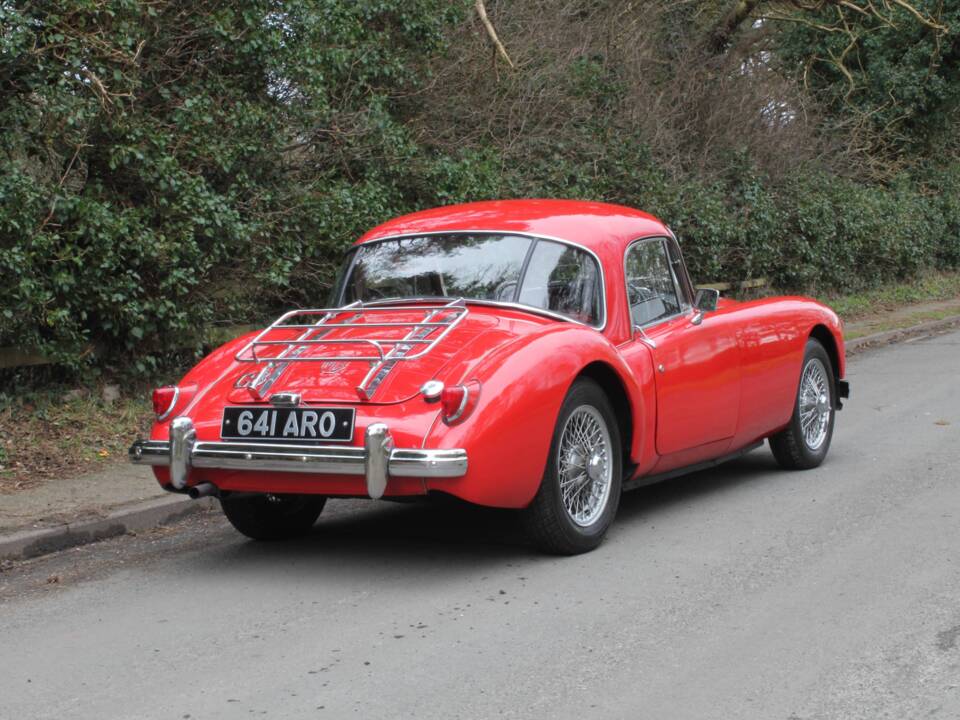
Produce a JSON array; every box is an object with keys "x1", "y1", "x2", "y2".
[
  {"x1": 586, "y1": 452, "x2": 605, "y2": 483},
  {"x1": 799, "y1": 358, "x2": 831, "y2": 451},
  {"x1": 558, "y1": 406, "x2": 613, "y2": 527}
]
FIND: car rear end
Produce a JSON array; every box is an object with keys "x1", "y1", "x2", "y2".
[{"x1": 130, "y1": 300, "x2": 488, "y2": 500}]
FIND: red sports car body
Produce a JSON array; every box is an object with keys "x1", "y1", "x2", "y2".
[{"x1": 131, "y1": 200, "x2": 848, "y2": 553}]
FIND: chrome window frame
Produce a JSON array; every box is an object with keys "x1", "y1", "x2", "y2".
[
  {"x1": 623, "y1": 235, "x2": 688, "y2": 331},
  {"x1": 339, "y1": 230, "x2": 608, "y2": 331},
  {"x1": 664, "y1": 232, "x2": 695, "y2": 309}
]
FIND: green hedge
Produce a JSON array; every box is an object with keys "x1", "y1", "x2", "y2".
[
  {"x1": 0, "y1": 0, "x2": 463, "y2": 372},
  {"x1": 1, "y1": 1, "x2": 959, "y2": 374}
]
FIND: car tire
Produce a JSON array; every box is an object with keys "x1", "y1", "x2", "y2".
[
  {"x1": 769, "y1": 338, "x2": 836, "y2": 470},
  {"x1": 220, "y1": 494, "x2": 326, "y2": 541},
  {"x1": 521, "y1": 378, "x2": 622, "y2": 555}
]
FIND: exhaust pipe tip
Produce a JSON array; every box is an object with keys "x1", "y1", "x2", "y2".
[{"x1": 187, "y1": 482, "x2": 218, "y2": 500}]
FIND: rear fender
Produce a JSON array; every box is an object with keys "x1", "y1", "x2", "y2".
[
  {"x1": 143, "y1": 331, "x2": 260, "y2": 488},
  {"x1": 149, "y1": 331, "x2": 260, "y2": 442},
  {"x1": 424, "y1": 326, "x2": 650, "y2": 508}
]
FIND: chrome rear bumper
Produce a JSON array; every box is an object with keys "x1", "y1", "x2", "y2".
[{"x1": 129, "y1": 417, "x2": 468, "y2": 499}]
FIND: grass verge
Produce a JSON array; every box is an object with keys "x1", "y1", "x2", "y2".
[
  {"x1": 817, "y1": 272, "x2": 960, "y2": 321},
  {"x1": 0, "y1": 384, "x2": 152, "y2": 494},
  {"x1": 843, "y1": 306, "x2": 960, "y2": 340}
]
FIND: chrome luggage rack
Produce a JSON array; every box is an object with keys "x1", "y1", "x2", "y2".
[{"x1": 234, "y1": 298, "x2": 469, "y2": 400}]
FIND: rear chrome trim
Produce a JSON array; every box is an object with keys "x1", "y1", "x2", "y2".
[
  {"x1": 169, "y1": 417, "x2": 196, "y2": 490},
  {"x1": 269, "y1": 392, "x2": 301, "y2": 407},
  {"x1": 364, "y1": 423, "x2": 392, "y2": 499},
  {"x1": 129, "y1": 419, "x2": 468, "y2": 497},
  {"x1": 420, "y1": 380, "x2": 444, "y2": 401},
  {"x1": 235, "y1": 299, "x2": 467, "y2": 365},
  {"x1": 129, "y1": 440, "x2": 172, "y2": 465},
  {"x1": 387, "y1": 448, "x2": 469, "y2": 477}
]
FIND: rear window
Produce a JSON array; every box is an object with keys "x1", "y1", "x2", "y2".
[
  {"x1": 335, "y1": 233, "x2": 603, "y2": 326},
  {"x1": 517, "y1": 240, "x2": 602, "y2": 326}
]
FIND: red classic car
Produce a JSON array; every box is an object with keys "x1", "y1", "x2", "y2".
[{"x1": 130, "y1": 200, "x2": 849, "y2": 554}]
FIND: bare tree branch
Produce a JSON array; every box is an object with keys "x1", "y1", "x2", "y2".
[
  {"x1": 887, "y1": 0, "x2": 948, "y2": 32},
  {"x1": 707, "y1": 0, "x2": 949, "y2": 55},
  {"x1": 475, "y1": 0, "x2": 515, "y2": 70},
  {"x1": 707, "y1": 0, "x2": 764, "y2": 53}
]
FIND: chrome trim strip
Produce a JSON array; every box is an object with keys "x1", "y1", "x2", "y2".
[
  {"x1": 128, "y1": 440, "x2": 171, "y2": 466},
  {"x1": 364, "y1": 297, "x2": 589, "y2": 328},
  {"x1": 348, "y1": 230, "x2": 608, "y2": 331},
  {"x1": 388, "y1": 448, "x2": 468, "y2": 477},
  {"x1": 665, "y1": 230, "x2": 696, "y2": 307},
  {"x1": 129, "y1": 419, "x2": 468, "y2": 489},
  {"x1": 156, "y1": 386, "x2": 180, "y2": 422},
  {"x1": 193, "y1": 442, "x2": 366, "y2": 475}
]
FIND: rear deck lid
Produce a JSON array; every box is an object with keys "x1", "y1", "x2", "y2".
[{"x1": 219, "y1": 302, "x2": 503, "y2": 405}]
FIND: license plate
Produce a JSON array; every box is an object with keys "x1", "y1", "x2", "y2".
[{"x1": 221, "y1": 407, "x2": 355, "y2": 443}]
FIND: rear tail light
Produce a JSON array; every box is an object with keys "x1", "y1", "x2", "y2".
[
  {"x1": 440, "y1": 381, "x2": 480, "y2": 425},
  {"x1": 152, "y1": 386, "x2": 179, "y2": 420},
  {"x1": 440, "y1": 385, "x2": 466, "y2": 418}
]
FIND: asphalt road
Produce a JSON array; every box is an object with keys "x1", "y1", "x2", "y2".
[{"x1": 2, "y1": 328, "x2": 959, "y2": 720}]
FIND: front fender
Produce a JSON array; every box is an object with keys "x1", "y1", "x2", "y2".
[
  {"x1": 808, "y1": 300, "x2": 846, "y2": 379},
  {"x1": 423, "y1": 325, "x2": 648, "y2": 508}
]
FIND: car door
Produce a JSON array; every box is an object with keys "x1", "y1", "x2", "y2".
[{"x1": 623, "y1": 237, "x2": 741, "y2": 457}]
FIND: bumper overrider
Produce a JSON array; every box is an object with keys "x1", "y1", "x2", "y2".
[{"x1": 129, "y1": 417, "x2": 468, "y2": 499}]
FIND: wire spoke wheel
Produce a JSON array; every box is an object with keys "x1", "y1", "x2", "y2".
[
  {"x1": 558, "y1": 405, "x2": 613, "y2": 527},
  {"x1": 769, "y1": 338, "x2": 837, "y2": 471},
  {"x1": 798, "y1": 357, "x2": 831, "y2": 451},
  {"x1": 522, "y1": 378, "x2": 622, "y2": 554}
]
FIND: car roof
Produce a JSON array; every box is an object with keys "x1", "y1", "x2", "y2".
[{"x1": 355, "y1": 199, "x2": 670, "y2": 254}]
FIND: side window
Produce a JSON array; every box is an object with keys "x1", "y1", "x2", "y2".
[
  {"x1": 518, "y1": 240, "x2": 601, "y2": 325},
  {"x1": 625, "y1": 240, "x2": 681, "y2": 327}
]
